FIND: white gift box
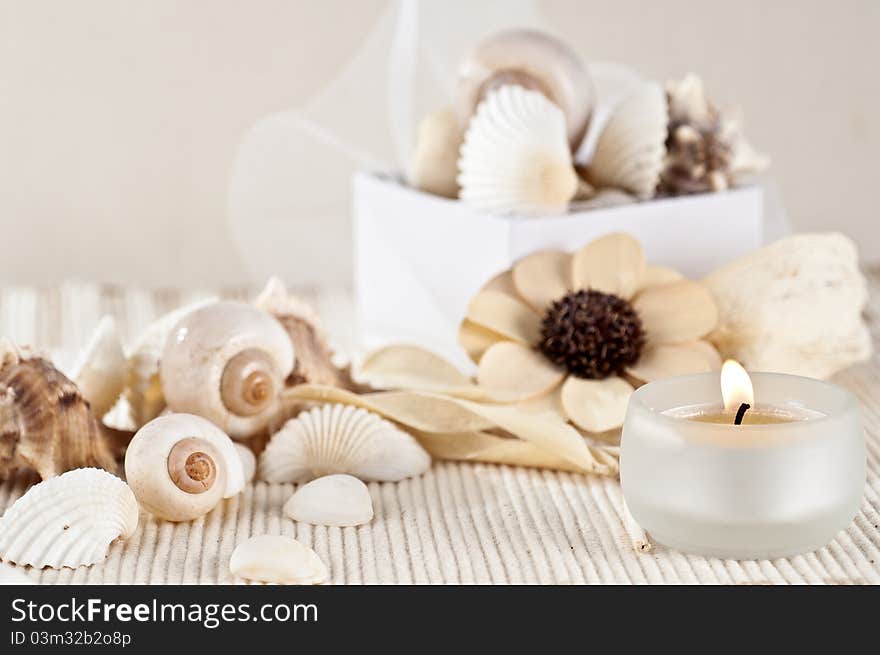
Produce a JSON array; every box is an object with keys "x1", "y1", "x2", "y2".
[{"x1": 354, "y1": 172, "x2": 764, "y2": 370}]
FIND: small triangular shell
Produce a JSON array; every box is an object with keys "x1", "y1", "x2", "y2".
[
  {"x1": 230, "y1": 535, "x2": 328, "y2": 585},
  {"x1": 457, "y1": 85, "x2": 577, "y2": 216},
  {"x1": 283, "y1": 474, "x2": 373, "y2": 527},
  {"x1": 0, "y1": 468, "x2": 139, "y2": 569},
  {"x1": 259, "y1": 404, "x2": 431, "y2": 483},
  {"x1": 71, "y1": 316, "x2": 126, "y2": 419},
  {"x1": 587, "y1": 83, "x2": 668, "y2": 199}
]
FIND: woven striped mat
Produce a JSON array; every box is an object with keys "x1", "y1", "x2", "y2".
[{"x1": 1, "y1": 278, "x2": 878, "y2": 584}]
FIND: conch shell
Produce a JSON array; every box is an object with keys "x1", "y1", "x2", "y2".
[
  {"x1": 704, "y1": 233, "x2": 872, "y2": 379},
  {"x1": 0, "y1": 342, "x2": 117, "y2": 480},
  {"x1": 254, "y1": 277, "x2": 348, "y2": 389}
]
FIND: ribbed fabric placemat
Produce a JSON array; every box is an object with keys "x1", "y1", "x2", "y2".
[{"x1": 1, "y1": 277, "x2": 878, "y2": 585}]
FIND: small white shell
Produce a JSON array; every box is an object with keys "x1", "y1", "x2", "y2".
[
  {"x1": 125, "y1": 413, "x2": 244, "y2": 522},
  {"x1": 125, "y1": 297, "x2": 217, "y2": 428},
  {"x1": 259, "y1": 404, "x2": 431, "y2": 483},
  {"x1": 71, "y1": 316, "x2": 126, "y2": 419},
  {"x1": 587, "y1": 83, "x2": 668, "y2": 199},
  {"x1": 159, "y1": 301, "x2": 295, "y2": 439},
  {"x1": 457, "y1": 85, "x2": 577, "y2": 216},
  {"x1": 235, "y1": 442, "x2": 256, "y2": 485},
  {"x1": 230, "y1": 535, "x2": 328, "y2": 585},
  {"x1": 407, "y1": 108, "x2": 462, "y2": 198},
  {"x1": 283, "y1": 474, "x2": 373, "y2": 527},
  {"x1": 0, "y1": 468, "x2": 139, "y2": 569}
]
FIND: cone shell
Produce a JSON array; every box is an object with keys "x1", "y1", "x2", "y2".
[
  {"x1": 159, "y1": 301, "x2": 295, "y2": 440},
  {"x1": 587, "y1": 83, "x2": 668, "y2": 199},
  {"x1": 71, "y1": 316, "x2": 126, "y2": 419},
  {"x1": 125, "y1": 298, "x2": 216, "y2": 429},
  {"x1": 0, "y1": 468, "x2": 138, "y2": 569},
  {"x1": 0, "y1": 344, "x2": 117, "y2": 481},
  {"x1": 457, "y1": 85, "x2": 577, "y2": 216},
  {"x1": 230, "y1": 535, "x2": 328, "y2": 585},
  {"x1": 259, "y1": 404, "x2": 431, "y2": 483}
]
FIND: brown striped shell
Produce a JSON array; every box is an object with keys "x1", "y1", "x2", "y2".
[{"x1": 0, "y1": 343, "x2": 117, "y2": 480}]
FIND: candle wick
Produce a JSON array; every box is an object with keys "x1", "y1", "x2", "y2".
[{"x1": 734, "y1": 403, "x2": 751, "y2": 425}]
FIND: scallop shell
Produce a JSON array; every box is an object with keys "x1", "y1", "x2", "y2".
[
  {"x1": 0, "y1": 344, "x2": 117, "y2": 481},
  {"x1": 586, "y1": 83, "x2": 668, "y2": 199},
  {"x1": 0, "y1": 468, "x2": 138, "y2": 569},
  {"x1": 283, "y1": 474, "x2": 373, "y2": 527},
  {"x1": 71, "y1": 316, "x2": 126, "y2": 419},
  {"x1": 457, "y1": 85, "x2": 577, "y2": 216},
  {"x1": 125, "y1": 297, "x2": 217, "y2": 429},
  {"x1": 259, "y1": 404, "x2": 431, "y2": 483},
  {"x1": 230, "y1": 535, "x2": 328, "y2": 585}
]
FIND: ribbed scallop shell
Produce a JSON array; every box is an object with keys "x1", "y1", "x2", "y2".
[
  {"x1": 587, "y1": 83, "x2": 668, "y2": 199},
  {"x1": 457, "y1": 85, "x2": 577, "y2": 216},
  {"x1": 259, "y1": 404, "x2": 431, "y2": 483},
  {"x1": 0, "y1": 468, "x2": 139, "y2": 569},
  {"x1": 125, "y1": 298, "x2": 217, "y2": 429}
]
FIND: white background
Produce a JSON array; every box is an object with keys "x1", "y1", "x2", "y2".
[{"x1": 1, "y1": 0, "x2": 877, "y2": 288}]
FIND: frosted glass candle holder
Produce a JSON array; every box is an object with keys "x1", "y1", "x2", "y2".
[{"x1": 620, "y1": 372, "x2": 865, "y2": 559}]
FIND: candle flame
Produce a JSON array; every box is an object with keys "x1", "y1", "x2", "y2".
[{"x1": 721, "y1": 360, "x2": 754, "y2": 412}]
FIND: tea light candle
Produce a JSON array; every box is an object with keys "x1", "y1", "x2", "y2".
[{"x1": 620, "y1": 362, "x2": 865, "y2": 559}]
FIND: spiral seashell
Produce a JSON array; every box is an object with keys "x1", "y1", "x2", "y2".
[
  {"x1": 70, "y1": 316, "x2": 126, "y2": 419},
  {"x1": 585, "y1": 83, "x2": 668, "y2": 199},
  {"x1": 159, "y1": 301, "x2": 294, "y2": 440},
  {"x1": 125, "y1": 297, "x2": 217, "y2": 429},
  {"x1": 456, "y1": 29, "x2": 594, "y2": 149},
  {"x1": 0, "y1": 343, "x2": 117, "y2": 481},
  {"x1": 125, "y1": 413, "x2": 244, "y2": 522},
  {"x1": 0, "y1": 468, "x2": 138, "y2": 569},
  {"x1": 457, "y1": 85, "x2": 577, "y2": 216},
  {"x1": 259, "y1": 404, "x2": 431, "y2": 483}
]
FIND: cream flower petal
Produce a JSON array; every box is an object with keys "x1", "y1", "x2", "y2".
[
  {"x1": 627, "y1": 340, "x2": 722, "y2": 382},
  {"x1": 571, "y1": 233, "x2": 646, "y2": 299},
  {"x1": 518, "y1": 385, "x2": 565, "y2": 415},
  {"x1": 477, "y1": 341, "x2": 565, "y2": 402},
  {"x1": 466, "y1": 291, "x2": 542, "y2": 345},
  {"x1": 458, "y1": 319, "x2": 504, "y2": 363},
  {"x1": 640, "y1": 265, "x2": 684, "y2": 290},
  {"x1": 482, "y1": 269, "x2": 519, "y2": 297},
  {"x1": 560, "y1": 375, "x2": 634, "y2": 433},
  {"x1": 633, "y1": 280, "x2": 718, "y2": 344},
  {"x1": 512, "y1": 250, "x2": 571, "y2": 312}
]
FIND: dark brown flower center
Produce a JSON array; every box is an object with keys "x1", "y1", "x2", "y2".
[{"x1": 538, "y1": 289, "x2": 645, "y2": 379}]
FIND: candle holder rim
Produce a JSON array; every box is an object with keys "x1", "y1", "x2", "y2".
[{"x1": 629, "y1": 370, "x2": 858, "y2": 432}]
